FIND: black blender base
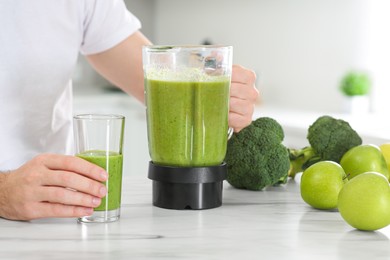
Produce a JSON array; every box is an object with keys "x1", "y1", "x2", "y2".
[
  {"x1": 148, "y1": 161, "x2": 227, "y2": 210},
  {"x1": 152, "y1": 181, "x2": 223, "y2": 210}
]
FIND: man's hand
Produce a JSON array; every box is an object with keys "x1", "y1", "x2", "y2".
[
  {"x1": 229, "y1": 65, "x2": 259, "y2": 132},
  {"x1": 0, "y1": 154, "x2": 108, "y2": 221}
]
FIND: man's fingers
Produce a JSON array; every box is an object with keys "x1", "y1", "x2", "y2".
[
  {"x1": 229, "y1": 97, "x2": 255, "y2": 117},
  {"x1": 228, "y1": 112, "x2": 252, "y2": 133},
  {"x1": 229, "y1": 97, "x2": 254, "y2": 133},
  {"x1": 28, "y1": 202, "x2": 94, "y2": 220},
  {"x1": 231, "y1": 65, "x2": 257, "y2": 85},
  {"x1": 230, "y1": 65, "x2": 258, "y2": 102},
  {"x1": 42, "y1": 170, "x2": 107, "y2": 198},
  {"x1": 228, "y1": 64, "x2": 259, "y2": 133},
  {"x1": 34, "y1": 154, "x2": 108, "y2": 182},
  {"x1": 36, "y1": 186, "x2": 102, "y2": 208},
  {"x1": 230, "y1": 82, "x2": 259, "y2": 102}
]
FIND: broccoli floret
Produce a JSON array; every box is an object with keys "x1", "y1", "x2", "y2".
[
  {"x1": 225, "y1": 117, "x2": 290, "y2": 191},
  {"x1": 252, "y1": 117, "x2": 284, "y2": 142},
  {"x1": 340, "y1": 71, "x2": 371, "y2": 96},
  {"x1": 289, "y1": 115, "x2": 362, "y2": 178}
]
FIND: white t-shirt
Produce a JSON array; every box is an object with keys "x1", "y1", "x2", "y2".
[{"x1": 0, "y1": 0, "x2": 141, "y2": 170}]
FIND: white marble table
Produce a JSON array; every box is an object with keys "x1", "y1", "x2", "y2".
[{"x1": 1, "y1": 174, "x2": 390, "y2": 260}]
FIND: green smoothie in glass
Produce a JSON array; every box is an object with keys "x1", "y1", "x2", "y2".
[
  {"x1": 145, "y1": 76, "x2": 230, "y2": 167},
  {"x1": 77, "y1": 150, "x2": 123, "y2": 211}
]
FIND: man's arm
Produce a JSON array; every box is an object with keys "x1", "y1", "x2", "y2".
[
  {"x1": 86, "y1": 31, "x2": 151, "y2": 103},
  {"x1": 0, "y1": 172, "x2": 8, "y2": 206}
]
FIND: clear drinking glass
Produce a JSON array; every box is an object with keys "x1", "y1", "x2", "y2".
[{"x1": 73, "y1": 114, "x2": 125, "y2": 223}]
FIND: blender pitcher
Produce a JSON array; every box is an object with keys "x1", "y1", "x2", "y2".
[{"x1": 143, "y1": 45, "x2": 233, "y2": 210}]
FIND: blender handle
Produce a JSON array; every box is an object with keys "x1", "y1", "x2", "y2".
[{"x1": 228, "y1": 127, "x2": 234, "y2": 140}]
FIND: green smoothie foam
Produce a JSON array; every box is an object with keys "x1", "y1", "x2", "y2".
[
  {"x1": 77, "y1": 150, "x2": 123, "y2": 211},
  {"x1": 145, "y1": 75, "x2": 230, "y2": 167}
]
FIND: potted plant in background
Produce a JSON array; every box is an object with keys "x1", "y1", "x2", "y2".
[{"x1": 339, "y1": 71, "x2": 371, "y2": 114}]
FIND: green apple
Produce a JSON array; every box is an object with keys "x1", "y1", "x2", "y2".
[
  {"x1": 300, "y1": 161, "x2": 347, "y2": 209},
  {"x1": 340, "y1": 144, "x2": 389, "y2": 180},
  {"x1": 380, "y1": 143, "x2": 390, "y2": 175},
  {"x1": 338, "y1": 172, "x2": 390, "y2": 231}
]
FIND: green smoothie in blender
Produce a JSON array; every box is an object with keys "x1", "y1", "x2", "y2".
[{"x1": 145, "y1": 76, "x2": 230, "y2": 167}]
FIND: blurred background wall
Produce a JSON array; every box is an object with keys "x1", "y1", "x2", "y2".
[{"x1": 73, "y1": 0, "x2": 390, "y2": 114}]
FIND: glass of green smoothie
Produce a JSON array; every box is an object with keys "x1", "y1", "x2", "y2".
[
  {"x1": 73, "y1": 114, "x2": 125, "y2": 223},
  {"x1": 143, "y1": 45, "x2": 233, "y2": 167}
]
